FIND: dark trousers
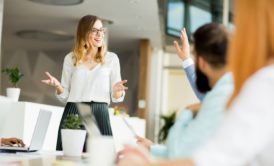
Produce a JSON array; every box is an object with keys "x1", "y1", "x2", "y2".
[{"x1": 56, "y1": 102, "x2": 113, "y2": 151}]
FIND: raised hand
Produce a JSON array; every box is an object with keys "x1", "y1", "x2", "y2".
[
  {"x1": 41, "y1": 71, "x2": 61, "y2": 88},
  {"x1": 173, "y1": 28, "x2": 190, "y2": 61},
  {"x1": 112, "y1": 80, "x2": 128, "y2": 99}
]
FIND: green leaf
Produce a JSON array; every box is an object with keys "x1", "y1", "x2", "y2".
[
  {"x1": 158, "y1": 111, "x2": 177, "y2": 143},
  {"x1": 62, "y1": 114, "x2": 84, "y2": 130},
  {"x1": 2, "y1": 66, "x2": 24, "y2": 87}
]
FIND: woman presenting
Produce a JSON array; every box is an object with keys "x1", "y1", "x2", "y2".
[{"x1": 42, "y1": 15, "x2": 127, "y2": 150}]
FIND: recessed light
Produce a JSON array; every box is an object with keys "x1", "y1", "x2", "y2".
[
  {"x1": 16, "y1": 30, "x2": 74, "y2": 41},
  {"x1": 29, "y1": 0, "x2": 84, "y2": 6}
]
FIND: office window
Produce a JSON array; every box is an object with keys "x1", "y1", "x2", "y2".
[
  {"x1": 167, "y1": 0, "x2": 184, "y2": 37},
  {"x1": 166, "y1": 0, "x2": 233, "y2": 37},
  {"x1": 190, "y1": 6, "x2": 211, "y2": 33}
]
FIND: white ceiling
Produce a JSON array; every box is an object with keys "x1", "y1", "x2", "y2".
[{"x1": 2, "y1": 0, "x2": 162, "y2": 53}]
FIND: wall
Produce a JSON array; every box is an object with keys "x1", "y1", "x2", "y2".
[
  {"x1": 1, "y1": 49, "x2": 68, "y2": 106},
  {"x1": 110, "y1": 49, "x2": 139, "y2": 115},
  {"x1": 1, "y1": 48, "x2": 140, "y2": 114},
  {"x1": 147, "y1": 52, "x2": 199, "y2": 142},
  {"x1": 0, "y1": 0, "x2": 4, "y2": 87}
]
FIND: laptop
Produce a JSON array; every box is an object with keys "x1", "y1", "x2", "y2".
[{"x1": 0, "y1": 109, "x2": 52, "y2": 152}]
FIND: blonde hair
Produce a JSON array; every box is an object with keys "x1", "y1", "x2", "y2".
[
  {"x1": 73, "y1": 15, "x2": 105, "y2": 66},
  {"x1": 227, "y1": 0, "x2": 274, "y2": 106}
]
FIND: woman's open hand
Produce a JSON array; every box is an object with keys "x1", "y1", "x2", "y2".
[
  {"x1": 112, "y1": 80, "x2": 128, "y2": 99},
  {"x1": 41, "y1": 72, "x2": 61, "y2": 88}
]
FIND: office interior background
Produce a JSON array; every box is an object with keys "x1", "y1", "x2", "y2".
[{"x1": 0, "y1": 0, "x2": 233, "y2": 141}]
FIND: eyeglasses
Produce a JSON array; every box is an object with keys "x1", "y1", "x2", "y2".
[{"x1": 90, "y1": 28, "x2": 106, "y2": 36}]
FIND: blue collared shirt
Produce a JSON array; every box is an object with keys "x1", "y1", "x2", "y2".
[{"x1": 151, "y1": 73, "x2": 234, "y2": 159}]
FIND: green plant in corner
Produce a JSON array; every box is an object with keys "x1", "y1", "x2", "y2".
[
  {"x1": 62, "y1": 114, "x2": 83, "y2": 130},
  {"x1": 158, "y1": 111, "x2": 177, "y2": 143},
  {"x1": 2, "y1": 66, "x2": 24, "y2": 87}
]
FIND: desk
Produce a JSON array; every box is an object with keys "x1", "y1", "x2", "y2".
[
  {"x1": 0, "y1": 101, "x2": 146, "y2": 151},
  {"x1": 0, "y1": 151, "x2": 90, "y2": 166},
  {"x1": 0, "y1": 101, "x2": 64, "y2": 151}
]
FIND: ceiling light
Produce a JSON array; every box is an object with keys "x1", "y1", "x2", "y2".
[
  {"x1": 29, "y1": 0, "x2": 84, "y2": 6},
  {"x1": 16, "y1": 30, "x2": 74, "y2": 41}
]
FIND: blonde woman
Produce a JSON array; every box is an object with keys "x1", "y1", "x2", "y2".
[
  {"x1": 118, "y1": 0, "x2": 274, "y2": 165},
  {"x1": 42, "y1": 15, "x2": 127, "y2": 150}
]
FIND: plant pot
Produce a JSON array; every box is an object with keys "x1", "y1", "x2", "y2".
[
  {"x1": 61, "y1": 129, "x2": 87, "y2": 157},
  {"x1": 6, "y1": 88, "x2": 21, "y2": 102}
]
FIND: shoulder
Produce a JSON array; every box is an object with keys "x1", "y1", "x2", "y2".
[
  {"x1": 246, "y1": 65, "x2": 274, "y2": 86},
  {"x1": 105, "y1": 51, "x2": 120, "y2": 64},
  {"x1": 229, "y1": 65, "x2": 274, "y2": 112},
  {"x1": 64, "y1": 52, "x2": 74, "y2": 65},
  {"x1": 205, "y1": 73, "x2": 234, "y2": 102},
  {"x1": 239, "y1": 65, "x2": 274, "y2": 97}
]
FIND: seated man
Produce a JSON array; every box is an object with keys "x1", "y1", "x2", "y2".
[
  {"x1": 0, "y1": 137, "x2": 25, "y2": 147},
  {"x1": 136, "y1": 23, "x2": 233, "y2": 159}
]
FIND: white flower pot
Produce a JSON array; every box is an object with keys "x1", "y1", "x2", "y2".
[
  {"x1": 6, "y1": 88, "x2": 21, "y2": 102},
  {"x1": 61, "y1": 129, "x2": 87, "y2": 157}
]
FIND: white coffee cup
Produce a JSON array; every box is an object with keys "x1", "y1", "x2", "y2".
[{"x1": 88, "y1": 136, "x2": 116, "y2": 166}]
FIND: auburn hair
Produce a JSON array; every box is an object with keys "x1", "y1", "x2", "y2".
[{"x1": 227, "y1": 0, "x2": 274, "y2": 106}]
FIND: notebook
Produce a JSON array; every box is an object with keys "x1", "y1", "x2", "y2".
[{"x1": 0, "y1": 109, "x2": 52, "y2": 152}]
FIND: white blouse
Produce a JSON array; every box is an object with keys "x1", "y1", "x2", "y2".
[
  {"x1": 193, "y1": 65, "x2": 274, "y2": 166},
  {"x1": 56, "y1": 51, "x2": 125, "y2": 104}
]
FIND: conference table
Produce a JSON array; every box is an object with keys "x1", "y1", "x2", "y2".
[
  {"x1": 0, "y1": 151, "x2": 94, "y2": 166},
  {"x1": 0, "y1": 101, "x2": 146, "y2": 166}
]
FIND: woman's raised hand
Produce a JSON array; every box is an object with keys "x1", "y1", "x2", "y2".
[
  {"x1": 41, "y1": 71, "x2": 61, "y2": 88},
  {"x1": 112, "y1": 80, "x2": 128, "y2": 99}
]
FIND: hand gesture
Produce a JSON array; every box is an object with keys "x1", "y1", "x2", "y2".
[
  {"x1": 117, "y1": 145, "x2": 152, "y2": 166},
  {"x1": 112, "y1": 80, "x2": 128, "y2": 99},
  {"x1": 136, "y1": 136, "x2": 153, "y2": 150},
  {"x1": 173, "y1": 28, "x2": 190, "y2": 61},
  {"x1": 41, "y1": 72, "x2": 61, "y2": 88},
  {"x1": 1, "y1": 138, "x2": 25, "y2": 147},
  {"x1": 186, "y1": 103, "x2": 201, "y2": 117}
]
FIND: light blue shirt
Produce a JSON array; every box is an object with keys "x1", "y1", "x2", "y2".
[{"x1": 150, "y1": 73, "x2": 233, "y2": 159}]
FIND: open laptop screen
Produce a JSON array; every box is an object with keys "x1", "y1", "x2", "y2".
[{"x1": 0, "y1": 109, "x2": 52, "y2": 152}]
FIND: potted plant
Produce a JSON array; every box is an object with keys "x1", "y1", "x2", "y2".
[
  {"x1": 61, "y1": 114, "x2": 86, "y2": 157},
  {"x1": 2, "y1": 66, "x2": 24, "y2": 101},
  {"x1": 158, "y1": 111, "x2": 176, "y2": 143}
]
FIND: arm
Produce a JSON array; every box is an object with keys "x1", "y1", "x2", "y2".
[
  {"x1": 117, "y1": 145, "x2": 195, "y2": 166},
  {"x1": 55, "y1": 54, "x2": 74, "y2": 103},
  {"x1": 182, "y1": 59, "x2": 205, "y2": 101},
  {"x1": 110, "y1": 53, "x2": 127, "y2": 102},
  {"x1": 150, "y1": 144, "x2": 168, "y2": 159},
  {"x1": 151, "y1": 109, "x2": 194, "y2": 159},
  {"x1": 41, "y1": 53, "x2": 73, "y2": 103},
  {"x1": 135, "y1": 136, "x2": 168, "y2": 159},
  {"x1": 173, "y1": 28, "x2": 205, "y2": 101}
]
